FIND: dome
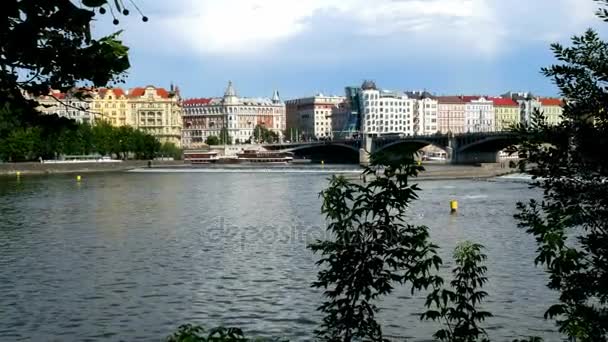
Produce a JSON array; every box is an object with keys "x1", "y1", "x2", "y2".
[{"x1": 361, "y1": 80, "x2": 377, "y2": 90}]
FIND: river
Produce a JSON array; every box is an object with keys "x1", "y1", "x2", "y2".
[{"x1": 0, "y1": 167, "x2": 560, "y2": 341}]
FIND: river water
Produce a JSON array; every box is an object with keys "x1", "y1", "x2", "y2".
[{"x1": 0, "y1": 167, "x2": 561, "y2": 341}]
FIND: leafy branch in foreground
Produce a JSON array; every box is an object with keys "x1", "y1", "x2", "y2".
[
  {"x1": 422, "y1": 241, "x2": 492, "y2": 342},
  {"x1": 166, "y1": 324, "x2": 287, "y2": 342},
  {"x1": 512, "y1": 9, "x2": 608, "y2": 342},
  {"x1": 309, "y1": 148, "x2": 443, "y2": 341}
]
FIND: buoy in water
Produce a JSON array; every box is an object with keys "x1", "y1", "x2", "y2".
[
  {"x1": 321, "y1": 160, "x2": 325, "y2": 165},
  {"x1": 450, "y1": 200, "x2": 458, "y2": 213},
  {"x1": 76, "y1": 175, "x2": 82, "y2": 182},
  {"x1": 16, "y1": 171, "x2": 21, "y2": 177}
]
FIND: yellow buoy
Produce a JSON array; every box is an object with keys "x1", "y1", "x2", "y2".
[
  {"x1": 16, "y1": 171, "x2": 21, "y2": 177},
  {"x1": 450, "y1": 200, "x2": 458, "y2": 213},
  {"x1": 76, "y1": 175, "x2": 82, "y2": 182},
  {"x1": 321, "y1": 160, "x2": 325, "y2": 165},
  {"x1": 417, "y1": 160, "x2": 422, "y2": 166}
]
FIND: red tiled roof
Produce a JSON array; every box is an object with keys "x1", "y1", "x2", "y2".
[
  {"x1": 539, "y1": 98, "x2": 563, "y2": 106},
  {"x1": 436, "y1": 96, "x2": 465, "y2": 104},
  {"x1": 129, "y1": 86, "x2": 171, "y2": 98},
  {"x1": 491, "y1": 98, "x2": 518, "y2": 106},
  {"x1": 129, "y1": 87, "x2": 145, "y2": 97},
  {"x1": 182, "y1": 98, "x2": 213, "y2": 106},
  {"x1": 98, "y1": 88, "x2": 126, "y2": 98}
]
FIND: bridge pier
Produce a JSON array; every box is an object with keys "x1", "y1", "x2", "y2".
[
  {"x1": 451, "y1": 151, "x2": 499, "y2": 165},
  {"x1": 359, "y1": 136, "x2": 373, "y2": 167}
]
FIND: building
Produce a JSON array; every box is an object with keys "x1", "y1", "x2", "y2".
[
  {"x1": 463, "y1": 96, "x2": 494, "y2": 132},
  {"x1": 285, "y1": 94, "x2": 347, "y2": 140},
  {"x1": 405, "y1": 91, "x2": 438, "y2": 135},
  {"x1": 492, "y1": 97, "x2": 519, "y2": 130},
  {"x1": 90, "y1": 88, "x2": 130, "y2": 126},
  {"x1": 181, "y1": 81, "x2": 285, "y2": 148},
  {"x1": 36, "y1": 90, "x2": 94, "y2": 124},
  {"x1": 359, "y1": 81, "x2": 416, "y2": 137},
  {"x1": 436, "y1": 96, "x2": 466, "y2": 134},
  {"x1": 539, "y1": 98, "x2": 563, "y2": 125},
  {"x1": 127, "y1": 86, "x2": 183, "y2": 146}
]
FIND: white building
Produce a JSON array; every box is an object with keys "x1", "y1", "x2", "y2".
[
  {"x1": 405, "y1": 91, "x2": 438, "y2": 135},
  {"x1": 36, "y1": 90, "x2": 94, "y2": 124},
  {"x1": 181, "y1": 81, "x2": 285, "y2": 148},
  {"x1": 285, "y1": 94, "x2": 347, "y2": 140},
  {"x1": 359, "y1": 81, "x2": 416, "y2": 137},
  {"x1": 464, "y1": 96, "x2": 495, "y2": 132}
]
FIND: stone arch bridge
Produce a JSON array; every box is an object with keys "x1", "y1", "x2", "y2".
[{"x1": 263, "y1": 132, "x2": 520, "y2": 165}]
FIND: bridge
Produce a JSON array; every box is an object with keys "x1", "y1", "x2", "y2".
[{"x1": 264, "y1": 132, "x2": 520, "y2": 165}]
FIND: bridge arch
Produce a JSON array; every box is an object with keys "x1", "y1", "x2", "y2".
[
  {"x1": 457, "y1": 135, "x2": 518, "y2": 153},
  {"x1": 375, "y1": 139, "x2": 449, "y2": 154},
  {"x1": 284, "y1": 143, "x2": 360, "y2": 163}
]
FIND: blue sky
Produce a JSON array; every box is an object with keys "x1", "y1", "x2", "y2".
[{"x1": 93, "y1": 0, "x2": 608, "y2": 99}]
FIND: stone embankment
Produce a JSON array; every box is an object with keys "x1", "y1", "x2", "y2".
[
  {"x1": 0, "y1": 160, "x2": 184, "y2": 176},
  {"x1": 346, "y1": 162, "x2": 519, "y2": 181}
]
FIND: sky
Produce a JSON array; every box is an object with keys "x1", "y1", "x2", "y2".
[{"x1": 92, "y1": 0, "x2": 608, "y2": 99}]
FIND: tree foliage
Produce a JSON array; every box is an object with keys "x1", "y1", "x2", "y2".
[
  {"x1": 422, "y1": 242, "x2": 492, "y2": 342},
  {"x1": 0, "y1": 117, "x2": 162, "y2": 161},
  {"x1": 219, "y1": 127, "x2": 233, "y2": 145},
  {"x1": 309, "y1": 148, "x2": 443, "y2": 341},
  {"x1": 513, "y1": 5, "x2": 608, "y2": 341},
  {"x1": 166, "y1": 324, "x2": 287, "y2": 342},
  {"x1": 253, "y1": 124, "x2": 279, "y2": 143},
  {"x1": 205, "y1": 135, "x2": 220, "y2": 146}
]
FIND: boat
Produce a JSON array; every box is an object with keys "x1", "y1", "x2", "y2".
[
  {"x1": 183, "y1": 150, "x2": 220, "y2": 164},
  {"x1": 235, "y1": 149, "x2": 294, "y2": 164}
]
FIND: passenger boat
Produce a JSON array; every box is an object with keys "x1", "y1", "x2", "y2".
[
  {"x1": 235, "y1": 149, "x2": 293, "y2": 164},
  {"x1": 183, "y1": 150, "x2": 220, "y2": 164}
]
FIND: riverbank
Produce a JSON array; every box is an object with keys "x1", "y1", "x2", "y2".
[
  {"x1": 345, "y1": 163, "x2": 519, "y2": 181},
  {"x1": 0, "y1": 161, "x2": 520, "y2": 180},
  {"x1": 0, "y1": 160, "x2": 185, "y2": 176}
]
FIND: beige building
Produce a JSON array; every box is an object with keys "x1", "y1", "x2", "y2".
[
  {"x1": 539, "y1": 98, "x2": 563, "y2": 125},
  {"x1": 285, "y1": 94, "x2": 348, "y2": 140},
  {"x1": 436, "y1": 96, "x2": 466, "y2": 134},
  {"x1": 127, "y1": 86, "x2": 183, "y2": 146},
  {"x1": 181, "y1": 81, "x2": 285, "y2": 147}
]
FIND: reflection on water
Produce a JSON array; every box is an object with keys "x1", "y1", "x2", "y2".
[{"x1": 0, "y1": 172, "x2": 559, "y2": 341}]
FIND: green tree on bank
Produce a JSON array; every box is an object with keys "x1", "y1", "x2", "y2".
[
  {"x1": 512, "y1": 9, "x2": 608, "y2": 342},
  {"x1": 253, "y1": 124, "x2": 279, "y2": 143}
]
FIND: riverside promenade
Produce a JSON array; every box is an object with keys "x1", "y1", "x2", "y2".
[{"x1": 0, "y1": 160, "x2": 184, "y2": 176}]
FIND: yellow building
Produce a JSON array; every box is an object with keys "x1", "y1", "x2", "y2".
[
  {"x1": 539, "y1": 98, "x2": 564, "y2": 125},
  {"x1": 492, "y1": 98, "x2": 520, "y2": 130},
  {"x1": 91, "y1": 88, "x2": 130, "y2": 126},
  {"x1": 128, "y1": 86, "x2": 183, "y2": 147}
]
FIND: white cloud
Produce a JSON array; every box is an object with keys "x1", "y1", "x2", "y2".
[{"x1": 132, "y1": 0, "x2": 605, "y2": 59}]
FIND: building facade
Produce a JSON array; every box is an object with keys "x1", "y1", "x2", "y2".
[
  {"x1": 181, "y1": 81, "x2": 285, "y2": 148},
  {"x1": 359, "y1": 81, "x2": 416, "y2": 137},
  {"x1": 436, "y1": 96, "x2": 466, "y2": 134},
  {"x1": 464, "y1": 96, "x2": 494, "y2": 132},
  {"x1": 127, "y1": 86, "x2": 183, "y2": 146},
  {"x1": 406, "y1": 91, "x2": 438, "y2": 135},
  {"x1": 285, "y1": 94, "x2": 347, "y2": 140},
  {"x1": 36, "y1": 90, "x2": 94, "y2": 124},
  {"x1": 492, "y1": 98, "x2": 519, "y2": 130},
  {"x1": 539, "y1": 98, "x2": 563, "y2": 125},
  {"x1": 90, "y1": 88, "x2": 130, "y2": 126}
]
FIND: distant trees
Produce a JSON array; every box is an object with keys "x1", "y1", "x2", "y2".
[
  {"x1": 205, "y1": 135, "x2": 220, "y2": 146},
  {"x1": 219, "y1": 127, "x2": 233, "y2": 145},
  {"x1": 0, "y1": 117, "x2": 163, "y2": 161},
  {"x1": 253, "y1": 124, "x2": 279, "y2": 143}
]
